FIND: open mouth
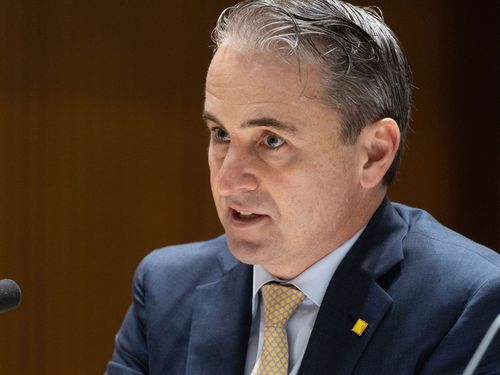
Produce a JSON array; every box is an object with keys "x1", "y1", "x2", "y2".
[{"x1": 231, "y1": 209, "x2": 266, "y2": 222}]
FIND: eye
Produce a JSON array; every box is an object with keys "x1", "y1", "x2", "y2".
[
  {"x1": 211, "y1": 127, "x2": 230, "y2": 143},
  {"x1": 263, "y1": 133, "x2": 285, "y2": 149}
]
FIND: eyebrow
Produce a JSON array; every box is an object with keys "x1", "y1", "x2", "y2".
[{"x1": 202, "y1": 111, "x2": 298, "y2": 134}]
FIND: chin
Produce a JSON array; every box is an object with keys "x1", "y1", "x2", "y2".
[{"x1": 225, "y1": 235, "x2": 264, "y2": 265}]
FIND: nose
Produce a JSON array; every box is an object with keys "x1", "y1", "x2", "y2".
[{"x1": 212, "y1": 144, "x2": 259, "y2": 197}]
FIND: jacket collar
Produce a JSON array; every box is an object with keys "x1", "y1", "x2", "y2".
[
  {"x1": 186, "y1": 239, "x2": 253, "y2": 375},
  {"x1": 299, "y1": 198, "x2": 407, "y2": 375}
]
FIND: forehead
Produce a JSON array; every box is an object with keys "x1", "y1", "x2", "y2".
[{"x1": 205, "y1": 46, "x2": 325, "y2": 107}]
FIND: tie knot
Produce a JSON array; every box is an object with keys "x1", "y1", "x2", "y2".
[{"x1": 261, "y1": 282, "x2": 305, "y2": 327}]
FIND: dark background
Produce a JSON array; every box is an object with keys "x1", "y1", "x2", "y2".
[{"x1": 0, "y1": 1, "x2": 498, "y2": 373}]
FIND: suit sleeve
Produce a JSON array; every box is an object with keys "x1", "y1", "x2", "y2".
[
  {"x1": 105, "y1": 259, "x2": 149, "y2": 375},
  {"x1": 420, "y1": 275, "x2": 500, "y2": 375}
]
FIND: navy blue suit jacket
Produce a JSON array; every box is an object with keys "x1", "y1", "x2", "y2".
[{"x1": 106, "y1": 199, "x2": 500, "y2": 374}]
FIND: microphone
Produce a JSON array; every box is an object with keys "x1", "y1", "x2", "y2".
[
  {"x1": 0, "y1": 279, "x2": 22, "y2": 313},
  {"x1": 462, "y1": 313, "x2": 500, "y2": 375}
]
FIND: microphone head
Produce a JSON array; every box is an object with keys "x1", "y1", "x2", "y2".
[{"x1": 0, "y1": 279, "x2": 22, "y2": 313}]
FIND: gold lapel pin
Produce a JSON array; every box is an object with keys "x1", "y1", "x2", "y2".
[{"x1": 352, "y1": 318, "x2": 369, "y2": 336}]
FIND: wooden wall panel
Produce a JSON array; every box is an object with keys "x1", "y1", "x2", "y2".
[{"x1": 0, "y1": 1, "x2": 497, "y2": 374}]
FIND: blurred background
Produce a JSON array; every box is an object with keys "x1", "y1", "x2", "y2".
[{"x1": 0, "y1": 0, "x2": 498, "y2": 373}]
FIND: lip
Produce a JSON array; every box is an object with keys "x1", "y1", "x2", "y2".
[
  {"x1": 227, "y1": 207, "x2": 269, "y2": 229},
  {"x1": 228, "y1": 204, "x2": 266, "y2": 216}
]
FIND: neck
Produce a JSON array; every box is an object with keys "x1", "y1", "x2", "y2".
[{"x1": 267, "y1": 191, "x2": 387, "y2": 280}]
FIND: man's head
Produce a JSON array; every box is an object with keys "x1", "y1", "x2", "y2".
[
  {"x1": 204, "y1": 0, "x2": 411, "y2": 278},
  {"x1": 212, "y1": 0, "x2": 412, "y2": 185}
]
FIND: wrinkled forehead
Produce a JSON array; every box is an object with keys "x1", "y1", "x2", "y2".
[{"x1": 205, "y1": 45, "x2": 325, "y2": 105}]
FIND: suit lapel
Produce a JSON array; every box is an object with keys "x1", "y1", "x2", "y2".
[
  {"x1": 299, "y1": 199, "x2": 407, "y2": 375},
  {"x1": 186, "y1": 252, "x2": 253, "y2": 375}
]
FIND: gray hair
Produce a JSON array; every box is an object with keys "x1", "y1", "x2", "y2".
[{"x1": 212, "y1": 0, "x2": 412, "y2": 185}]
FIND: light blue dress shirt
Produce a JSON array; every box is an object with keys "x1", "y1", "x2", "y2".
[{"x1": 244, "y1": 227, "x2": 366, "y2": 375}]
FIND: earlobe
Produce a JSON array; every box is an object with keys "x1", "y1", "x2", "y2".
[{"x1": 360, "y1": 118, "x2": 400, "y2": 189}]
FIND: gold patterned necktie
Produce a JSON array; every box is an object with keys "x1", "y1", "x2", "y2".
[{"x1": 255, "y1": 282, "x2": 305, "y2": 375}]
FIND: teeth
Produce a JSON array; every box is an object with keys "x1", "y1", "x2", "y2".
[{"x1": 237, "y1": 211, "x2": 256, "y2": 219}]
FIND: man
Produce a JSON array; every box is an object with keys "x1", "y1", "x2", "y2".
[{"x1": 105, "y1": 1, "x2": 500, "y2": 374}]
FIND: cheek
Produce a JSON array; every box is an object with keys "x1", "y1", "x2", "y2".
[
  {"x1": 208, "y1": 160, "x2": 219, "y2": 196},
  {"x1": 207, "y1": 148, "x2": 220, "y2": 173},
  {"x1": 278, "y1": 159, "x2": 351, "y2": 214},
  {"x1": 272, "y1": 167, "x2": 327, "y2": 214}
]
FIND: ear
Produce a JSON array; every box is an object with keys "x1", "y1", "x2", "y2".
[{"x1": 358, "y1": 118, "x2": 400, "y2": 189}]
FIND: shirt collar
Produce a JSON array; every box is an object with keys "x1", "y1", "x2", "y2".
[{"x1": 252, "y1": 226, "x2": 366, "y2": 316}]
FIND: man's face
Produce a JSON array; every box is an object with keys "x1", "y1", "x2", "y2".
[{"x1": 204, "y1": 46, "x2": 367, "y2": 279}]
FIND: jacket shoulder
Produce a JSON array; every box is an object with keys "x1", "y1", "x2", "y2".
[
  {"x1": 393, "y1": 202, "x2": 500, "y2": 285},
  {"x1": 142, "y1": 235, "x2": 228, "y2": 267},
  {"x1": 135, "y1": 235, "x2": 238, "y2": 287}
]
